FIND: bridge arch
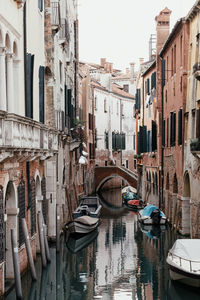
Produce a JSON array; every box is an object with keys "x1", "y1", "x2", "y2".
[{"x1": 94, "y1": 166, "x2": 137, "y2": 192}]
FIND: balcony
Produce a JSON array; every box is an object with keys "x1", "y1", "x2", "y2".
[
  {"x1": 190, "y1": 138, "x2": 200, "y2": 153},
  {"x1": 0, "y1": 112, "x2": 58, "y2": 163},
  {"x1": 193, "y1": 62, "x2": 200, "y2": 80},
  {"x1": 51, "y1": 1, "x2": 61, "y2": 31}
]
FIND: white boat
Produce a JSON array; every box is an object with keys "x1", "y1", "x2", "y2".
[
  {"x1": 66, "y1": 215, "x2": 100, "y2": 234},
  {"x1": 166, "y1": 239, "x2": 200, "y2": 288},
  {"x1": 121, "y1": 185, "x2": 137, "y2": 195},
  {"x1": 138, "y1": 204, "x2": 167, "y2": 225},
  {"x1": 72, "y1": 196, "x2": 102, "y2": 219}
]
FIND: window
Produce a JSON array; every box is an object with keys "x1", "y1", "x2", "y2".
[
  {"x1": 146, "y1": 78, "x2": 150, "y2": 94},
  {"x1": 94, "y1": 96, "x2": 97, "y2": 110},
  {"x1": 170, "y1": 112, "x2": 176, "y2": 146},
  {"x1": 178, "y1": 109, "x2": 182, "y2": 145},
  {"x1": 162, "y1": 119, "x2": 165, "y2": 147},
  {"x1": 38, "y1": 0, "x2": 43, "y2": 12},
  {"x1": 104, "y1": 98, "x2": 107, "y2": 112},
  {"x1": 171, "y1": 48, "x2": 173, "y2": 76},
  {"x1": 191, "y1": 109, "x2": 195, "y2": 139},
  {"x1": 121, "y1": 104, "x2": 124, "y2": 116},
  {"x1": 59, "y1": 61, "x2": 63, "y2": 84},
  {"x1": 167, "y1": 118, "x2": 169, "y2": 147},
  {"x1": 174, "y1": 45, "x2": 176, "y2": 74},
  {"x1": 123, "y1": 84, "x2": 129, "y2": 93},
  {"x1": 105, "y1": 131, "x2": 109, "y2": 149},
  {"x1": 39, "y1": 66, "x2": 45, "y2": 123}
]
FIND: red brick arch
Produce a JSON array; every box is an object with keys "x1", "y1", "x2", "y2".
[{"x1": 94, "y1": 166, "x2": 138, "y2": 192}]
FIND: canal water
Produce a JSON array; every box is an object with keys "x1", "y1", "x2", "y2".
[{"x1": 5, "y1": 188, "x2": 200, "y2": 300}]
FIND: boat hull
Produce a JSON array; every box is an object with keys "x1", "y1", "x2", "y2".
[
  {"x1": 139, "y1": 216, "x2": 166, "y2": 225},
  {"x1": 67, "y1": 217, "x2": 100, "y2": 234},
  {"x1": 167, "y1": 260, "x2": 200, "y2": 287}
]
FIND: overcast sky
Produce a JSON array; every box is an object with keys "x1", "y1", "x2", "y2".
[{"x1": 78, "y1": 0, "x2": 196, "y2": 72}]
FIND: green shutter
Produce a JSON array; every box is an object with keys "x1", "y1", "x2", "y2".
[
  {"x1": 147, "y1": 79, "x2": 150, "y2": 94},
  {"x1": 178, "y1": 109, "x2": 182, "y2": 145},
  {"x1": 162, "y1": 120, "x2": 165, "y2": 147},
  {"x1": 39, "y1": 66, "x2": 45, "y2": 123}
]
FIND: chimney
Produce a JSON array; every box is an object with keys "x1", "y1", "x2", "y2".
[
  {"x1": 126, "y1": 68, "x2": 130, "y2": 76},
  {"x1": 101, "y1": 58, "x2": 106, "y2": 67},
  {"x1": 155, "y1": 7, "x2": 172, "y2": 54},
  {"x1": 109, "y1": 63, "x2": 113, "y2": 73},
  {"x1": 139, "y1": 58, "x2": 144, "y2": 65},
  {"x1": 130, "y1": 62, "x2": 135, "y2": 80}
]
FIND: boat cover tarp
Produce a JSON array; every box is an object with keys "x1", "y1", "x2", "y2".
[
  {"x1": 75, "y1": 216, "x2": 99, "y2": 226},
  {"x1": 123, "y1": 191, "x2": 137, "y2": 200},
  {"x1": 141, "y1": 204, "x2": 165, "y2": 217},
  {"x1": 170, "y1": 239, "x2": 200, "y2": 261},
  {"x1": 122, "y1": 186, "x2": 137, "y2": 194}
]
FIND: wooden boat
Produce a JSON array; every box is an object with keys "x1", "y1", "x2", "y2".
[
  {"x1": 122, "y1": 186, "x2": 138, "y2": 202},
  {"x1": 138, "y1": 204, "x2": 167, "y2": 225},
  {"x1": 66, "y1": 215, "x2": 100, "y2": 234},
  {"x1": 66, "y1": 229, "x2": 99, "y2": 253},
  {"x1": 73, "y1": 196, "x2": 102, "y2": 219},
  {"x1": 166, "y1": 239, "x2": 200, "y2": 288},
  {"x1": 124, "y1": 199, "x2": 144, "y2": 210}
]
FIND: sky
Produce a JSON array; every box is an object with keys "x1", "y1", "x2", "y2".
[{"x1": 78, "y1": 0, "x2": 196, "y2": 72}]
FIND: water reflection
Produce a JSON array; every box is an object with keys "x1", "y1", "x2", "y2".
[{"x1": 4, "y1": 188, "x2": 200, "y2": 300}]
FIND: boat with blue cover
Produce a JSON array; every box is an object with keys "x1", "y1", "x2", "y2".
[{"x1": 138, "y1": 204, "x2": 167, "y2": 225}]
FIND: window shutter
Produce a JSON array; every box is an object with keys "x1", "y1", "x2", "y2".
[
  {"x1": 196, "y1": 108, "x2": 200, "y2": 139},
  {"x1": 67, "y1": 89, "x2": 72, "y2": 127},
  {"x1": 105, "y1": 132, "x2": 109, "y2": 149},
  {"x1": 173, "y1": 112, "x2": 176, "y2": 146},
  {"x1": 122, "y1": 133, "x2": 126, "y2": 150},
  {"x1": 25, "y1": 53, "x2": 34, "y2": 119},
  {"x1": 162, "y1": 60, "x2": 166, "y2": 87},
  {"x1": 112, "y1": 132, "x2": 116, "y2": 150},
  {"x1": 39, "y1": 66, "x2": 45, "y2": 123},
  {"x1": 162, "y1": 119, "x2": 165, "y2": 147},
  {"x1": 64, "y1": 85, "x2": 68, "y2": 127},
  {"x1": 167, "y1": 118, "x2": 169, "y2": 147},
  {"x1": 143, "y1": 126, "x2": 147, "y2": 152},
  {"x1": 178, "y1": 109, "x2": 182, "y2": 145},
  {"x1": 38, "y1": 0, "x2": 43, "y2": 12},
  {"x1": 147, "y1": 79, "x2": 150, "y2": 94},
  {"x1": 133, "y1": 134, "x2": 136, "y2": 150},
  {"x1": 137, "y1": 131, "x2": 140, "y2": 154},
  {"x1": 152, "y1": 121, "x2": 157, "y2": 151},
  {"x1": 170, "y1": 112, "x2": 173, "y2": 146}
]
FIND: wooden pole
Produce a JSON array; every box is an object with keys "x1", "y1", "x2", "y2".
[
  {"x1": 56, "y1": 204, "x2": 60, "y2": 252},
  {"x1": 21, "y1": 218, "x2": 37, "y2": 280},
  {"x1": 43, "y1": 223, "x2": 51, "y2": 263},
  {"x1": 37, "y1": 212, "x2": 47, "y2": 268},
  {"x1": 11, "y1": 229, "x2": 23, "y2": 299}
]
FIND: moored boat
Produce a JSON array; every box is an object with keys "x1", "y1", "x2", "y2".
[
  {"x1": 124, "y1": 199, "x2": 144, "y2": 210},
  {"x1": 122, "y1": 186, "x2": 138, "y2": 202},
  {"x1": 138, "y1": 204, "x2": 167, "y2": 225},
  {"x1": 166, "y1": 239, "x2": 200, "y2": 288},
  {"x1": 66, "y1": 215, "x2": 100, "y2": 234},
  {"x1": 73, "y1": 196, "x2": 102, "y2": 219}
]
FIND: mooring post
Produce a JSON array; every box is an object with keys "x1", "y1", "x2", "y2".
[
  {"x1": 21, "y1": 218, "x2": 37, "y2": 281},
  {"x1": 56, "y1": 204, "x2": 60, "y2": 252},
  {"x1": 11, "y1": 228, "x2": 23, "y2": 299},
  {"x1": 43, "y1": 223, "x2": 51, "y2": 263},
  {"x1": 37, "y1": 212, "x2": 47, "y2": 268}
]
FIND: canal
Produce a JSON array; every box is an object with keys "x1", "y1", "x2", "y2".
[{"x1": 4, "y1": 188, "x2": 200, "y2": 300}]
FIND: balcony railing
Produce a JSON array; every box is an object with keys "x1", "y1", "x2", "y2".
[
  {"x1": 190, "y1": 138, "x2": 200, "y2": 153},
  {"x1": 193, "y1": 62, "x2": 200, "y2": 80},
  {"x1": 51, "y1": 1, "x2": 61, "y2": 28},
  {"x1": 0, "y1": 113, "x2": 58, "y2": 152}
]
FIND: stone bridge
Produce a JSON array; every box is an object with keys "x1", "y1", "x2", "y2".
[{"x1": 94, "y1": 166, "x2": 138, "y2": 192}]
